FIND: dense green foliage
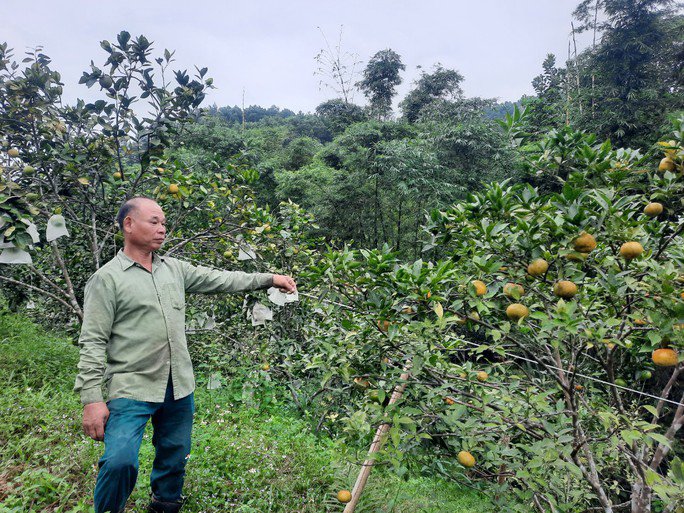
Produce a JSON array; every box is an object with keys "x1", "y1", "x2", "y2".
[{"x1": 0, "y1": 301, "x2": 492, "y2": 512}]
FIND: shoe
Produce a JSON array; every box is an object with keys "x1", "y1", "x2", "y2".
[{"x1": 147, "y1": 494, "x2": 183, "y2": 513}]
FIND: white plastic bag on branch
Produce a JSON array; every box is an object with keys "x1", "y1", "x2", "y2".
[
  {"x1": 237, "y1": 245, "x2": 257, "y2": 261},
  {"x1": 267, "y1": 286, "x2": 299, "y2": 306},
  {"x1": 251, "y1": 302, "x2": 273, "y2": 326},
  {"x1": 26, "y1": 222, "x2": 40, "y2": 244},
  {"x1": 46, "y1": 215, "x2": 69, "y2": 242},
  {"x1": 0, "y1": 246, "x2": 32, "y2": 264}
]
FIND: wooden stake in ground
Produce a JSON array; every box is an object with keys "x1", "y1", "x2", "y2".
[{"x1": 343, "y1": 366, "x2": 411, "y2": 513}]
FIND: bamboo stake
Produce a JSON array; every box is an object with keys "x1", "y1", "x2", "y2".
[{"x1": 343, "y1": 366, "x2": 411, "y2": 513}]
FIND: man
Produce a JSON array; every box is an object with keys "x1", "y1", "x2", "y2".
[{"x1": 74, "y1": 197, "x2": 296, "y2": 513}]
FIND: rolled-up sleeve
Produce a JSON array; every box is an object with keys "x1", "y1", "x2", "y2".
[
  {"x1": 180, "y1": 261, "x2": 273, "y2": 294},
  {"x1": 74, "y1": 274, "x2": 115, "y2": 405}
]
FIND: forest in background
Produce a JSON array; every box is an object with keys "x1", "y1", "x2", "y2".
[{"x1": 168, "y1": 0, "x2": 684, "y2": 257}]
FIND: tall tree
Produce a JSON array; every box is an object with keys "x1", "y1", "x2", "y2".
[
  {"x1": 400, "y1": 65, "x2": 464, "y2": 122},
  {"x1": 525, "y1": 53, "x2": 567, "y2": 131},
  {"x1": 572, "y1": 0, "x2": 682, "y2": 146},
  {"x1": 356, "y1": 49, "x2": 406, "y2": 120}
]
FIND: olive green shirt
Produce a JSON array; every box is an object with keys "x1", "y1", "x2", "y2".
[{"x1": 74, "y1": 250, "x2": 273, "y2": 404}]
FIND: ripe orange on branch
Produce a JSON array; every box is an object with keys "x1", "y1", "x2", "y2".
[
  {"x1": 643, "y1": 202, "x2": 663, "y2": 217},
  {"x1": 476, "y1": 371, "x2": 488, "y2": 382},
  {"x1": 506, "y1": 303, "x2": 529, "y2": 321},
  {"x1": 620, "y1": 241, "x2": 643, "y2": 260},
  {"x1": 471, "y1": 280, "x2": 487, "y2": 296},
  {"x1": 168, "y1": 183, "x2": 180, "y2": 194},
  {"x1": 503, "y1": 282, "x2": 525, "y2": 298},
  {"x1": 573, "y1": 232, "x2": 597, "y2": 253},
  {"x1": 457, "y1": 451, "x2": 476, "y2": 468},
  {"x1": 652, "y1": 348, "x2": 678, "y2": 367},
  {"x1": 554, "y1": 280, "x2": 578, "y2": 299},
  {"x1": 527, "y1": 258, "x2": 549, "y2": 277},
  {"x1": 7, "y1": 148, "x2": 19, "y2": 157}
]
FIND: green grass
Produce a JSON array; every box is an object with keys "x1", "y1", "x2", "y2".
[{"x1": 0, "y1": 308, "x2": 491, "y2": 512}]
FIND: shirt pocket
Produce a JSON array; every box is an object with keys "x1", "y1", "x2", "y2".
[{"x1": 161, "y1": 282, "x2": 184, "y2": 310}]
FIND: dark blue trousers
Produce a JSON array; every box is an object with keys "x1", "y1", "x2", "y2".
[{"x1": 93, "y1": 378, "x2": 194, "y2": 513}]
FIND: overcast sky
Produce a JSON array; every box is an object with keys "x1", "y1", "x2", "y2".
[{"x1": 4, "y1": 1, "x2": 594, "y2": 113}]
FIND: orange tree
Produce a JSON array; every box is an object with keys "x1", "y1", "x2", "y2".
[
  {"x1": 279, "y1": 118, "x2": 684, "y2": 512},
  {"x1": 0, "y1": 33, "x2": 236, "y2": 323}
]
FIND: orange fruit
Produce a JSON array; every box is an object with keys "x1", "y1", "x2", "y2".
[
  {"x1": 652, "y1": 348, "x2": 678, "y2": 367},
  {"x1": 471, "y1": 280, "x2": 487, "y2": 296},
  {"x1": 261, "y1": 363, "x2": 270, "y2": 371},
  {"x1": 457, "y1": 451, "x2": 476, "y2": 468},
  {"x1": 506, "y1": 303, "x2": 529, "y2": 321},
  {"x1": 573, "y1": 232, "x2": 597, "y2": 253},
  {"x1": 444, "y1": 396, "x2": 456, "y2": 406},
  {"x1": 527, "y1": 258, "x2": 549, "y2": 277},
  {"x1": 554, "y1": 280, "x2": 578, "y2": 299},
  {"x1": 643, "y1": 202, "x2": 663, "y2": 217},
  {"x1": 7, "y1": 148, "x2": 19, "y2": 157},
  {"x1": 476, "y1": 371, "x2": 488, "y2": 382},
  {"x1": 377, "y1": 320, "x2": 390, "y2": 333},
  {"x1": 337, "y1": 490, "x2": 352, "y2": 503},
  {"x1": 503, "y1": 282, "x2": 525, "y2": 298},
  {"x1": 168, "y1": 184, "x2": 180, "y2": 194},
  {"x1": 620, "y1": 241, "x2": 643, "y2": 260}
]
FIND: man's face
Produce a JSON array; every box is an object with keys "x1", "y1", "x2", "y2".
[{"x1": 124, "y1": 200, "x2": 167, "y2": 252}]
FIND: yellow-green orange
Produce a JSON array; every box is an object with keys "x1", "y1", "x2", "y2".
[
  {"x1": 457, "y1": 451, "x2": 476, "y2": 468},
  {"x1": 506, "y1": 303, "x2": 529, "y2": 321},
  {"x1": 471, "y1": 280, "x2": 487, "y2": 296},
  {"x1": 168, "y1": 183, "x2": 180, "y2": 194},
  {"x1": 7, "y1": 148, "x2": 19, "y2": 157},
  {"x1": 476, "y1": 371, "x2": 488, "y2": 382},
  {"x1": 643, "y1": 202, "x2": 663, "y2": 217},
  {"x1": 503, "y1": 282, "x2": 525, "y2": 298},
  {"x1": 527, "y1": 258, "x2": 549, "y2": 277},
  {"x1": 620, "y1": 241, "x2": 643, "y2": 260},
  {"x1": 554, "y1": 280, "x2": 578, "y2": 299},
  {"x1": 573, "y1": 232, "x2": 597, "y2": 253}
]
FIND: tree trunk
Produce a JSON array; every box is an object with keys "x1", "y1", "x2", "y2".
[{"x1": 630, "y1": 481, "x2": 651, "y2": 513}]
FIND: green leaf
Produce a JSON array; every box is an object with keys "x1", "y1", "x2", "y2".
[{"x1": 647, "y1": 433, "x2": 671, "y2": 448}]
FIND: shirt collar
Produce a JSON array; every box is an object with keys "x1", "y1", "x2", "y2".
[{"x1": 116, "y1": 249, "x2": 165, "y2": 271}]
